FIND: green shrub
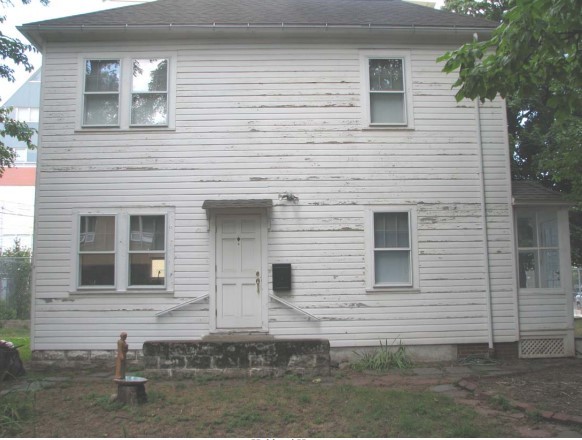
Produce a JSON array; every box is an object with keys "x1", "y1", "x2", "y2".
[
  {"x1": 352, "y1": 340, "x2": 413, "y2": 371},
  {"x1": 0, "y1": 392, "x2": 34, "y2": 437}
]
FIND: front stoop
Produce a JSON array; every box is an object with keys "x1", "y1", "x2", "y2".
[{"x1": 142, "y1": 338, "x2": 330, "y2": 377}]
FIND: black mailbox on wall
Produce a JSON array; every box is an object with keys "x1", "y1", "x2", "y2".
[{"x1": 272, "y1": 264, "x2": 292, "y2": 292}]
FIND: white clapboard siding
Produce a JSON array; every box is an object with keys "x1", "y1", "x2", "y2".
[{"x1": 32, "y1": 38, "x2": 519, "y2": 351}]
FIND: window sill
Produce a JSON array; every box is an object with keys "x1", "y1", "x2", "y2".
[
  {"x1": 362, "y1": 125, "x2": 415, "y2": 131},
  {"x1": 519, "y1": 288, "x2": 565, "y2": 295},
  {"x1": 70, "y1": 290, "x2": 174, "y2": 296},
  {"x1": 366, "y1": 287, "x2": 420, "y2": 294},
  {"x1": 75, "y1": 127, "x2": 175, "y2": 133}
]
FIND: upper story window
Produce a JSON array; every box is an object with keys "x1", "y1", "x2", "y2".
[
  {"x1": 360, "y1": 51, "x2": 414, "y2": 128},
  {"x1": 80, "y1": 53, "x2": 176, "y2": 130},
  {"x1": 10, "y1": 107, "x2": 39, "y2": 123},
  {"x1": 83, "y1": 60, "x2": 120, "y2": 127},
  {"x1": 517, "y1": 209, "x2": 561, "y2": 289},
  {"x1": 369, "y1": 59, "x2": 405, "y2": 124},
  {"x1": 131, "y1": 59, "x2": 168, "y2": 126}
]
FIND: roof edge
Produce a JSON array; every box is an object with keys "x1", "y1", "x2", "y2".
[{"x1": 18, "y1": 22, "x2": 495, "y2": 50}]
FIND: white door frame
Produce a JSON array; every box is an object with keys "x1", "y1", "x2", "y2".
[{"x1": 208, "y1": 208, "x2": 269, "y2": 333}]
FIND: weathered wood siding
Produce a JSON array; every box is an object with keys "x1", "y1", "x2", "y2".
[{"x1": 33, "y1": 37, "x2": 517, "y2": 351}]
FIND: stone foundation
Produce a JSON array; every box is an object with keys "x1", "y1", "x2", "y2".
[
  {"x1": 142, "y1": 338, "x2": 330, "y2": 377},
  {"x1": 29, "y1": 340, "x2": 520, "y2": 371},
  {"x1": 31, "y1": 349, "x2": 142, "y2": 371}
]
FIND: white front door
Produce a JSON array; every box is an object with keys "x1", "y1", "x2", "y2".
[{"x1": 216, "y1": 214, "x2": 263, "y2": 329}]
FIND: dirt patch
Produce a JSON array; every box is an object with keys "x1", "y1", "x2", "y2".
[{"x1": 465, "y1": 358, "x2": 582, "y2": 417}]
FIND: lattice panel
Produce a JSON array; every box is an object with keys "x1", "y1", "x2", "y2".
[{"x1": 520, "y1": 338, "x2": 565, "y2": 358}]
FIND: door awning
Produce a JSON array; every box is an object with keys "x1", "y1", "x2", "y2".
[{"x1": 202, "y1": 199, "x2": 273, "y2": 210}]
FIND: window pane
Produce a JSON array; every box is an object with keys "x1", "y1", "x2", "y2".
[
  {"x1": 29, "y1": 108, "x2": 39, "y2": 123},
  {"x1": 540, "y1": 250, "x2": 560, "y2": 288},
  {"x1": 518, "y1": 251, "x2": 538, "y2": 288},
  {"x1": 130, "y1": 215, "x2": 165, "y2": 251},
  {"x1": 85, "y1": 60, "x2": 120, "y2": 92},
  {"x1": 374, "y1": 212, "x2": 409, "y2": 248},
  {"x1": 80, "y1": 254, "x2": 115, "y2": 286},
  {"x1": 538, "y1": 211, "x2": 559, "y2": 247},
  {"x1": 375, "y1": 250, "x2": 410, "y2": 284},
  {"x1": 517, "y1": 212, "x2": 537, "y2": 247},
  {"x1": 132, "y1": 59, "x2": 168, "y2": 92},
  {"x1": 369, "y1": 59, "x2": 404, "y2": 91},
  {"x1": 129, "y1": 253, "x2": 165, "y2": 286},
  {"x1": 84, "y1": 94, "x2": 119, "y2": 125},
  {"x1": 131, "y1": 93, "x2": 168, "y2": 125},
  {"x1": 80, "y1": 216, "x2": 115, "y2": 252},
  {"x1": 370, "y1": 93, "x2": 405, "y2": 124}
]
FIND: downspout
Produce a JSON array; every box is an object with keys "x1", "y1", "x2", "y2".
[
  {"x1": 475, "y1": 100, "x2": 495, "y2": 353},
  {"x1": 29, "y1": 44, "x2": 47, "y2": 354}
]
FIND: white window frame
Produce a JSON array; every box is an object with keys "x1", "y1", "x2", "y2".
[
  {"x1": 82, "y1": 58, "x2": 121, "y2": 128},
  {"x1": 77, "y1": 52, "x2": 177, "y2": 130},
  {"x1": 72, "y1": 207, "x2": 175, "y2": 293},
  {"x1": 130, "y1": 58, "x2": 170, "y2": 127},
  {"x1": 365, "y1": 206, "x2": 419, "y2": 291},
  {"x1": 77, "y1": 214, "x2": 118, "y2": 290},
  {"x1": 515, "y1": 207, "x2": 568, "y2": 293},
  {"x1": 360, "y1": 50, "x2": 414, "y2": 129},
  {"x1": 127, "y1": 214, "x2": 167, "y2": 289}
]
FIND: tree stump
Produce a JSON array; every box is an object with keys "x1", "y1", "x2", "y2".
[{"x1": 0, "y1": 346, "x2": 25, "y2": 381}]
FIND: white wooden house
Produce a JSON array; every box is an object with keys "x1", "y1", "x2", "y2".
[{"x1": 19, "y1": 0, "x2": 574, "y2": 364}]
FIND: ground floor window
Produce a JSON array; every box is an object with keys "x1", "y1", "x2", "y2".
[
  {"x1": 366, "y1": 207, "x2": 417, "y2": 289},
  {"x1": 517, "y1": 208, "x2": 560, "y2": 288},
  {"x1": 75, "y1": 209, "x2": 172, "y2": 291}
]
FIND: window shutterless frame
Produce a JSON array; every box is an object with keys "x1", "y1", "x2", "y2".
[
  {"x1": 359, "y1": 50, "x2": 414, "y2": 129},
  {"x1": 82, "y1": 59, "x2": 121, "y2": 127},
  {"x1": 130, "y1": 58, "x2": 170, "y2": 127},
  {"x1": 127, "y1": 214, "x2": 167, "y2": 289},
  {"x1": 516, "y1": 208, "x2": 561, "y2": 290},
  {"x1": 71, "y1": 208, "x2": 175, "y2": 293},
  {"x1": 76, "y1": 214, "x2": 117, "y2": 289},
  {"x1": 365, "y1": 206, "x2": 419, "y2": 290},
  {"x1": 78, "y1": 53, "x2": 176, "y2": 130}
]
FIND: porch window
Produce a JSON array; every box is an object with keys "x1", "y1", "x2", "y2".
[
  {"x1": 78, "y1": 215, "x2": 116, "y2": 286},
  {"x1": 517, "y1": 209, "x2": 561, "y2": 288},
  {"x1": 373, "y1": 212, "x2": 412, "y2": 285},
  {"x1": 129, "y1": 215, "x2": 166, "y2": 286},
  {"x1": 83, "y1": 60, "x2": 120, "y2": 126}
]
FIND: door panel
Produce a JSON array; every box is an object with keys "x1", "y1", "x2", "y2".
[{"x1": 216, "y1": 214, "x2": 262, "y2": 329}]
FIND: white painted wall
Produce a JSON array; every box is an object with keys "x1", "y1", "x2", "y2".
[
  {"x1": 1, "y1": 186, "x2": 35, "y2": 251},
  {"x1": 32, "y1": 34, "x2": 518, "y2": 352}
]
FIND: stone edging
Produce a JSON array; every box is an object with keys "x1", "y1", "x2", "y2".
[{"x1": 457, "y1": 379, "x2": 582, "y2": 426}]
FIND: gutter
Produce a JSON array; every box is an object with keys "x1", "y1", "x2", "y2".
[
  {"x1": 475, "y1": 100, "x2": 495, "y2": 352},
  {"x1": 18, "y1": 22, "x2": 496, "y2": 50}
]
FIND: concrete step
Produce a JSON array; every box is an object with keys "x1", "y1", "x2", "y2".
[{"x1": 143, "y1": 338, "x2": 330, "y2": 378}]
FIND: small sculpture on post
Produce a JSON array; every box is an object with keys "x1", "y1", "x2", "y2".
[
  {"x1": 113, "y1": 332, "x2": 148, "y2": 405},
  {"x1": 114, "y1": 332, "x2": 128, "y2": 380}
]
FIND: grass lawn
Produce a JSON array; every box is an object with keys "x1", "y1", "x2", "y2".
[
  {"x1": 0, "y1": 375, "x2": 520, "y2": 437},
  {"x1": 0, "y1": 327, "x2": 30, "y2": 362}
]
